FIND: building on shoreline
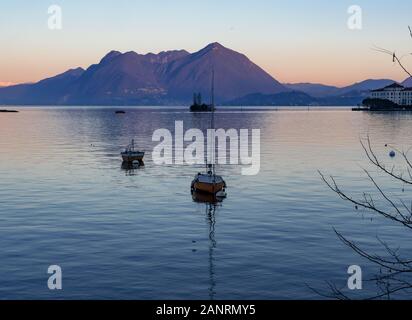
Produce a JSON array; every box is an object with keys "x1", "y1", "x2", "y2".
[{"x1": 370, "y1": 83, "x2": 412, "y2": 106}]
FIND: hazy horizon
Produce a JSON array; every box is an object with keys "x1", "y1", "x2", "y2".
[{"x1": 1, "y1": 0, "x2": 412, "y2": 87}]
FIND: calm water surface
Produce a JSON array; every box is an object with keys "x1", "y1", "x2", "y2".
[{"x1": 1, "y1": 107, "x2": 412, "y2": 299}]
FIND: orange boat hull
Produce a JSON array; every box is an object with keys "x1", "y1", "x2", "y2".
[{"x1": 192, "y1": 181, "x2": 225, "y2": 194}]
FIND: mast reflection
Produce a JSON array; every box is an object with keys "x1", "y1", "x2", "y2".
[{"x1": 192, "y1": 191, "x2": 225, "y2": 300}]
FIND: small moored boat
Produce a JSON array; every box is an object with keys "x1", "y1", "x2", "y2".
[
  {"x1": 189, "y1": 79, "x2": 216, "y2": 112},
  {"x1": 121, "y1": 139, "x2": 145, "y2": 165},
  {"x1": 191, "y1": 170, "x2": 226, "y2": 195},
  {"x1": 190, "y1": 93, "x2": 215, "y2": 112},
  {"x1": 191, "y1": 70, "x2": 227, "y2": 196}
]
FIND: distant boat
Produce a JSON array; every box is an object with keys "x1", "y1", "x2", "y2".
[
  {"x1": 190, "y1": 87, "x2": 215, "y2": 112},
  {"x1": 115, "y1": 110, "x2": 126, "y2": 114},
  {"x1": 0, "y1": 109, "x2": 18, "y2": 113},
  {"x1": 191, "y1": 70, "x2": 227, "y2": 196},
  {"x1": 190, "y1": 102, "x2": 215, "y2": 112},
  {"x1": 121, "y1": 139, "x2": 145, "y2": 165}
]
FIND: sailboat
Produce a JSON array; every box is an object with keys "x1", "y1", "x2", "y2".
[
  {"x1": 121, "y1": 139, "x2": 145, "y2": 165},
  {"x1": 190, "y1": 92, "x2": 215, "y2": 112},
  {"x1": 191, "y1": 70, "x2": 227, "y2": 198}
]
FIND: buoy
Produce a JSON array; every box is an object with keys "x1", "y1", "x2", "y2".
[{"x1": 389, "y1": 151, "x2": 396, "y2": 158}]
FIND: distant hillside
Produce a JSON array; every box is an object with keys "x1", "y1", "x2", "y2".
[
  {"x1": 0, "y1": 43, "x2": 286, "y2": 105},
  {"x1": 225, "y1": 91, "x2": 370, "y2": 106},
  {"x1": 284, "y1": 83, "x2": 340, "y2": 98},
  {"x1": 402, "y1": 77, "x2": 412, "y2": 87},
  {"x1": 280, "y1": 79, "x2": 395, "y2": 106},
  {"x1": 225, "y1": 91, "x2": 318, "y2": 106},
  {"x1": 0, "y1": 68, "x2": 84, "y2": 105},
  {"x1": 336, "y1": 79, "x2": 395, "y2": 95},
  {"x1": 286, "y1": 79, "x2": 394, "y2": 97}
]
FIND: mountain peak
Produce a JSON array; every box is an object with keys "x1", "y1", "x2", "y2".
[
  {"x1": 100, "y1": 50, "x2": 122, "y2": 63},
  {"x1": 193, "y1": 42, "x2": 234, "y2": 59},
  {"x1": 204, "y1": 42, "x2": 226, "y2": 51}
]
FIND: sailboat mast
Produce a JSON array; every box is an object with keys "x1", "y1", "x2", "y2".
[
  {"x1": 211, "y1": 69, "x2": 215, "y2": 108},
  {"x1": 211, "y1": 69, "x2": 216, "y2": 175}
]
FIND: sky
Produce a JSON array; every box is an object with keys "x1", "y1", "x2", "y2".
[{"x1": 0, "y1": 0, "x2": 411, "y2": 87}]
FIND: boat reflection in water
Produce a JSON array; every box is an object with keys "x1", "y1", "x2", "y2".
[
  {"x1": 191, "y1": 190, "x2": 225, "y2": 205},
  {"x1": 121, "y1": 161, "x2": 144, "y2": 176},
  {"x1": 192, "y1": 191, "x2": 225, "y2": 300}
]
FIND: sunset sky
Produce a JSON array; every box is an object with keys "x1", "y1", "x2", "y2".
[{"x1": 1, "y1": 0, "x2": 411, "y2": 87}]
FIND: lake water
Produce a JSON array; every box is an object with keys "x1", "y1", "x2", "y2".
[{"x1": 1, "y1": 107, "x2": 412, "y2": 300}]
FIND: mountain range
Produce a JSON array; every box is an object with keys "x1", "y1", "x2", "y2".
[
  {"x1": 0, "y1": 42, "x2": 410, "y2": 106},
  {"x1": 0, "y1": 43, "x2": 285, "y2": 105},
  {"x1": 227, "y1": 77, "x2": 412, "y2": 106}
]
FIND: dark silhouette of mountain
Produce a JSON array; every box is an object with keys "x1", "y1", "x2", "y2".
[
  {"x1": 284, "y1": 83, "x2": 340, "y2": 97},
  {"x1": 402, "y1": 77, "x2": 412, "y2": 87},
  {"x1": 325, "y1": 79, "x2": 395, "y2": 105},
  {"x1": 161, "y1": 42, "x2": 286, "y2": 102},
  {"x1": 225, "y1": 90, "x2": 377, "y2": 107},
  {"x1": 279, "y1": 79, "x2": 396, "y2": 106},
  {"x1": 64, "y1": 50, "x2": 188, "y2": 105},
  {"x1": 225, "y1": 91, "x2": 318, "y2": 106},
  {"x1": 336, "y1": 79, "x2": 394, "y2": 95},
  {"x1": 0, "y1": 42, "x2": 400, "y2": 107},
  {"x1": 0, "y1": 68, "x2": 84, "y2": 104},
  {"x1": 0, "y1": 43, "x2": 286, "y2": 105},
  {"x1": 285, "y1": 79, "x2": 395, "y2": 98}
]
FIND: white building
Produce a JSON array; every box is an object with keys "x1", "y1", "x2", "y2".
[{"x1": 370, "y1": 83, "x2": 412, "y2": 106}]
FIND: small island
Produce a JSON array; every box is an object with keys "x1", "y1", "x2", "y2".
[{"x1": 360, "y1": 83, "x2": 412, "y2": 111}]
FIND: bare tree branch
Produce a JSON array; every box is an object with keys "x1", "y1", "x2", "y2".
[
  {"x1": 315, "y1": 25, "x2": 412, "y2": 299},
  {"x1": 373, "y1": 27, "x2": 412, "y2": 79},
  {"x1": 317, "y1": 134, "x2": 412, "y2": 299},
  {"x1": 319, "y1": 171, "x2": 412, "y2": 229},
  {"x1": 361, "y1": 137, "x2": 412, "y2": 185}
]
